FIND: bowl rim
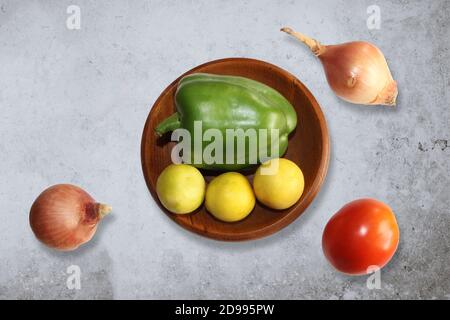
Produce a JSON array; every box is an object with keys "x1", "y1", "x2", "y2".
[{"x1": 141, "y1": 57, "x2": 330, "y2": 241}]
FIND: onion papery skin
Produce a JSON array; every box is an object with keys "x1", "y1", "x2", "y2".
[
  {"x1": 29, "y1": 184, "x2": 110, "y2": 251},
  {"x1": 319, "y1": 42, "x2": 397, "y2": 105}
]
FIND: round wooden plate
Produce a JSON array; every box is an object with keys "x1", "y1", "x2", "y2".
[{"x1": 141, "y1": 58, "x2": 329, "y2": 241}]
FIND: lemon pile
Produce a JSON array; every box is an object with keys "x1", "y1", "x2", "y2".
[{"x1": 156, "y1": 158, "x2": 304, "y2": 222}]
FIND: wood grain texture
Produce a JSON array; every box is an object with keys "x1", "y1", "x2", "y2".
[{"x1": 141, "y1": 58, "x2": 330, "y2": 241}]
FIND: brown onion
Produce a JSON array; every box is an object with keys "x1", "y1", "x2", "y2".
[
  {"x1": 29, "y1": 184, "x2": 111, "y2": 251},
  {"x1": 281, "y1": 27, "x2": 398, "y2": 106}
]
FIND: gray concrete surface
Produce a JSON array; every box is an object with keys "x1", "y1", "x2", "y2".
[{"x1": 0, "y1": 0, "x2": 449, "y2": 300}]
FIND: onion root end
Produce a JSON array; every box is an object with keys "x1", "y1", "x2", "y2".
[{"x1": 98, "y1": 203, "x2": 112, "y2": 219}]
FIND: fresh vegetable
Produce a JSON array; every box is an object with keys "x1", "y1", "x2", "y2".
[
  {"x1": 253, "y1": 158, "x2": 304, "y2": 210},
  {"x1": 29, "y1": 184, "x2": 111, "y2": 251},
  {"x1": 281, "y1": 27, "x2": 398, "y2": 106},
  {"x1": 155, "y1": 73, "x2": 297, "y2": 170},
  {"x1": 322, "y1": 198, "x2": 400, "y2": 275},
  {"x1": 156, "y1": 164, "x2": 205, "y2": 214},
  {"x1": 205, "y1": 172, "x2": 255, "y2": 222}
]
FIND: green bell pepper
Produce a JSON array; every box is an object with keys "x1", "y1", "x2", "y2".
[{"x1": 155, "y1": 73, "x2": 297, "y2": 170}]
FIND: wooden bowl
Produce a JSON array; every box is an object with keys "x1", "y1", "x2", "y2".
[{"x1": 141, "y1": 58, "x2": 329, "y2": 241}]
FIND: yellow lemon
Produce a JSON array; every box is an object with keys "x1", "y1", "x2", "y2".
[
  {"x1": 253, "y1": 158, "x2": 304, "y2": 210},
  {"x1": 156, "y1": 164, "x2": 205, "y2": 214},
  {"x1": 205, "y1": 172, "x2": 255, "y2": 222}
]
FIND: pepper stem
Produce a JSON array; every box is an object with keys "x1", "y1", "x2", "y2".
[
  {"x1": 155, "y1": 113, "x2": 181, "y2": 136},
  {"x1": 98, "y1": 203, "x2": 112, "y2": 219},
  {"x1": 281, "y1": 27, "x2": 326, "y2": 56}
]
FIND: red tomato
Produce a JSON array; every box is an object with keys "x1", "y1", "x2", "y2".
[{"x1": 322, "y1": 198, "x2": 400, "y2": 275}]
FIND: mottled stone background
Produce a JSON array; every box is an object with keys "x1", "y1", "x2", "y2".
[{"x1": 0, "y1": 0, "x2": 448, "y2": 299}]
